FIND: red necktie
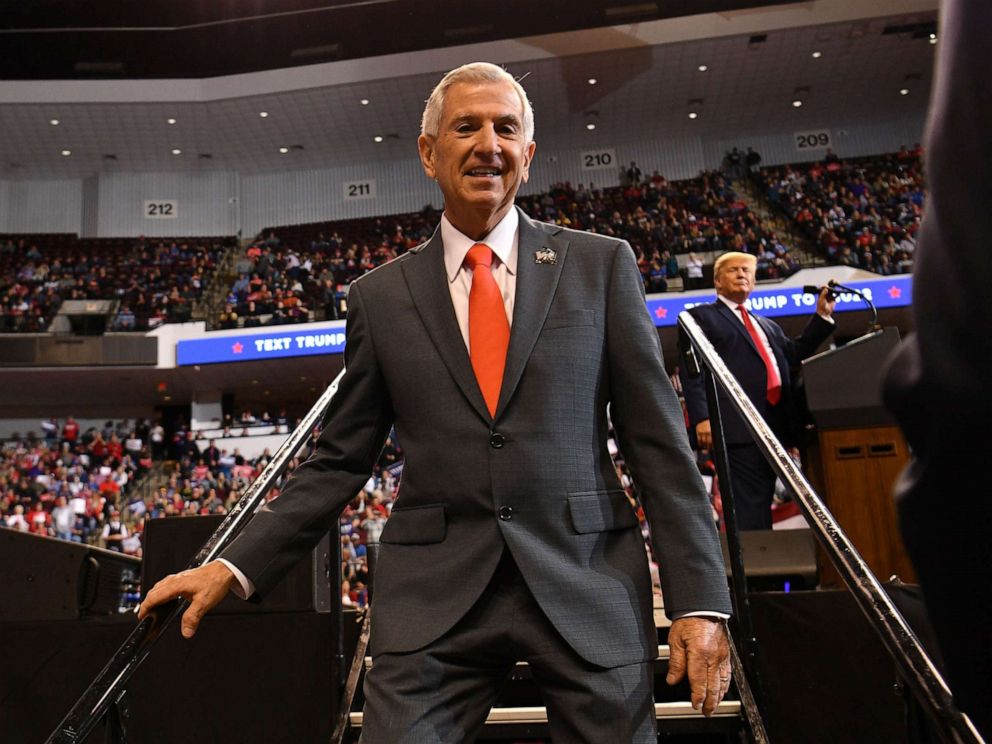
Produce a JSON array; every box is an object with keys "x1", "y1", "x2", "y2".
[
  {"x1": 465, "y1": 243, "x2": 510, "y2": 417},
  {"x1": 737, "y1": 304, "x2": 781, "y2": 405}
]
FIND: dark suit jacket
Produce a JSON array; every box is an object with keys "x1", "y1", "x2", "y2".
[
  {"x1": 221, "y1": 208, "x2": 731, "y2": 669},
  {"x1": 681, "y1": 300, "x2": 834, "y2": 446},
  {"x1": 882, "y1": 0, "x2": 992, "y2": 731}
]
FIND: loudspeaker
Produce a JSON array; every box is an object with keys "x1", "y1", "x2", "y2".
[
  {"x1": 0, "y1": 530, "x2": 141, "y2": 622},
  {"x1": 141, "y1": 515, "x2": 333, "y2": 613},
  {"x1": 720, "y1": 528, "x2": 818, "y2": 590}
]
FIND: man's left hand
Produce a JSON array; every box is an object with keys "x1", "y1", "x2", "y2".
[
  {"x1": 666, "y1": 616, "x2": 732, "y2": 716},
  {"x1": 817, "y1": 286, "x2": 837, "y2": 318}
]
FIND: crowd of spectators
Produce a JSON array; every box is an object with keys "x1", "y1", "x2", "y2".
[
  {"x1": 515, "y1": 170, "x2": 801, "y2": 288},
  {"x1": 5, "y1": 152, "x2": 919, "y2": 337},
  {"x1": 0, "y1": 235, "x2": 233, "y2": 333},
  {"x1": 216, "y1": 168, "x2": 802, "y2": 329},
  {"x1": 217, "y1": 213, "x2": 440, "y2": 329},
  {"x1": 1, "y1": 410, "x2": 404, "y2": 609},
  {"x1": 337, "y1": 435, "x2": 403, "y2": 608},
  {"x1": 759, "y1": 147, "x2": 924, "y2": 275},
  {"x1": 1, "y1": 417, "x2": 154, "y2": 553}
]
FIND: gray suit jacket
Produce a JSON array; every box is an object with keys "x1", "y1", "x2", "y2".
[{"x1": 221, "y1": 208, "x2": 731, "y2": 669}]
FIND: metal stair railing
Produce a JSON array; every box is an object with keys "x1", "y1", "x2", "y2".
[
  {"x1": 47, "y1": 363, "x2": 766, "y2": 742},
  {"x1": 48, "y1": 312, "x2": 980, "y2": 743},
  {"x1": 678, "y1": 310, "x2": 984, "y2": 744},
  {"x1": 44, "y1": 369, "x2": 346, "y2": 744}
]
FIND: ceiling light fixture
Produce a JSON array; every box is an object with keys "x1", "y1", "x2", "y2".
[
  {"x1": 900, "y1": 88, "x2": 910, "y2": 96},
  {"x1": 171, "y1": 148, "x2": 182, "y2": 155},
  {"x1": 166, "y1": 118, "x2": 177, "y2": 125},
  {"x1": 688, "y1": 112, "x2": 698, "y2": 119},
  {"x1": 360, "y1": 98, "x2": 370, "y2": 105},
  {"x1": 811, "y1": 51, "x2": 822, "y2": 59},
  {"x1": 586, "y1": 123, "x2": 596, "y2": 130},
  {"x1": 792, "y1": 99, "x2": 803, "y2": 108},
  {"x1": 50, "y1": 119, "x2": 60, "y2": 126},
  {"x1": 259, "y1": 111, "x2": 269, "y2": 118},
  {"x1": 697, "y1": 64, "x2": 708, "y2": 71},
  {"x1": 60, "y1": 149, "x2": 71, "y2": 156},
  {"x1": 373, "y1": 135, "x2": 384, "y2": 143},
  {"x1": 587, "y1": 78, "x2": 597, "y2": 85},
  {"x1": 279, "y1": 147, "x2": 289, "y2": 154}
]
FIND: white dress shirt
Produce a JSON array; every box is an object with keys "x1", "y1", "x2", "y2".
[{"x1": 441, "y1": 208, "x2": 517, "y2": 350}]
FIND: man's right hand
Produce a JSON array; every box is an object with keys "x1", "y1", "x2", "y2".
[
  {"x1": 137, "y1": 561, "x2": 236, "y2": 639},
  {"x1": 695, "y1": 419, "x2": 712, "y2": 451}
]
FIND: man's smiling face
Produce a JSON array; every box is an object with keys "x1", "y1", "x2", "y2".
[{"x1": 418, "y1": 80, "x2": 536, "y2": 239}]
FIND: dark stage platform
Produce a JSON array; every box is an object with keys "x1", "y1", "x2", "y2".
[{"x1": 0, "y1": 589, "x2": 924, "y2": 743}]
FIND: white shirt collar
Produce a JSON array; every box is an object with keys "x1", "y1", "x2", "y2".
[
  {"x1": 441, "y1": 208, "x2": 518, "y2": 283},
  {"x1": 718, "y1": 294, "x2": 746, "y2": 313}
]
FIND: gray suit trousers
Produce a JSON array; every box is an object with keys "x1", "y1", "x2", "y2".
[{"x1": 360, "y1": 549, "x2": 657, "y2": 744}]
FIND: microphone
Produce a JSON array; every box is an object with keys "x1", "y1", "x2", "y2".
[
  {"x1": 808, "y1": 279, "x2": 880, "y2": 332},
  {"x1": 803, "y1": 284, "x2": 837, "y2": 300}
]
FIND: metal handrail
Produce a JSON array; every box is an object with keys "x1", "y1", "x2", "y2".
[
  {"x1": 678, "y1": 311, "x2": 983, "y2": 744},
  {"x1": 45, "y1": 369, "x2": 346, "y2": 744}
]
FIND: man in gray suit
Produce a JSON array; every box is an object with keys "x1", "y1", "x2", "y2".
[{"x1": 141, "y1": 62, "x2": 732, "y2": 742}]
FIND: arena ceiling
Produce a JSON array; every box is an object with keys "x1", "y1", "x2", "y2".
[
  {"x1": 0, "y1": 0, "x2": 938, "y2": 179},
  {"x1": 0, "y1": 0, "x2": 801, "y2": 80}
]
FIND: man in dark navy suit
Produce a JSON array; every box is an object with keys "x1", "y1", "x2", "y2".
[{"x1": 681, "y1": 252, "x2": 835, "y2": 529}]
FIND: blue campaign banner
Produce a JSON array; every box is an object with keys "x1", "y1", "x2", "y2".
[
  {"x1": 644, "y1": 274, "x2": 912, "y2": 328},
  {"x1": 176, "y1": 275, "x2": 913, "y2": 364},
  {"x1": 177, "y1": 325, "x2": 347, "y2": 366}
]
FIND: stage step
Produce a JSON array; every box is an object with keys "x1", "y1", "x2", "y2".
[
  {"x1": 364, "y1": 645, "x2": 671, "y2": 671},
  {"x1": 349, "y1": 700, "x2": 742, "y2": 728}
]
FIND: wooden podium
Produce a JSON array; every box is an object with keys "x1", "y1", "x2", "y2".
[{"x1": 801, "y1": 328, "x2": 916, "y2": 586}]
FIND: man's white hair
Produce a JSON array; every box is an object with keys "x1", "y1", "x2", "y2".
[{"x1": 420, "y1": 62, "x2": 534, "y2": 143}]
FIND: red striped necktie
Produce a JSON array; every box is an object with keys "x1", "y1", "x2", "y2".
[
  {"x1": 465, "y1": 243, "x2": 510, "y2": 417},
  {"x1": 737, "y1": 304, "x2": 781, "y2": 405}
]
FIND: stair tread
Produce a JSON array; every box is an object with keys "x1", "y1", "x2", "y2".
[{"x1": 348, "y1": 701, "x2": 741, "y2": 727}]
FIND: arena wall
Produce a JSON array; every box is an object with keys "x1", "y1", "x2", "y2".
[{"x1": 0, "y1": 113, "x2": 924, "y2": 238}]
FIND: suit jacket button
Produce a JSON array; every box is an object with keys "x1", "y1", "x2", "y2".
[
  {"x1": 489, "y1": 432, "x2": 505, "y2": 449},
  {"x1": 498, "y1": 506, "x2": 513, "y2": 521}
]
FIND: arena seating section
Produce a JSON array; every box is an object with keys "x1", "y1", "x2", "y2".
[
  {"x1": 1, "y1": 417, "x2": 403, "y2": 607},
  {"x1": 0, "y1": 235, "x2": 233, "y2": 332},
  {"x1": 0, "y1": 155, "x2": 924, "y2": 335},
  {"x1": 221, "y1": 170, "x2": 803, "y2": 328},
  {"x1": 757, "y1": 148, "x2": 923, "y2": 275},
  {"x1": 1, "y1": 421, "x2": 153, "y2": 552}
]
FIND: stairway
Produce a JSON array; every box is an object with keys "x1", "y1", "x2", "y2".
[
  {"x1": 341, "y1": 598, "x2": 746, "y2": 742},
  {"x1": 733, "y1": 179, "x2": 822, "y2": 269},
  {"x1": 191, "y1": 241, "x2": 243, "y2": 328},
  {"x1": 127, "y1": 460, "x2": 168, "y2": 508}
]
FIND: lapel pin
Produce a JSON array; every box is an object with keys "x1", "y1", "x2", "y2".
[{"x1": 534, "y1": 247, "x2": 558, "y2": 265}]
